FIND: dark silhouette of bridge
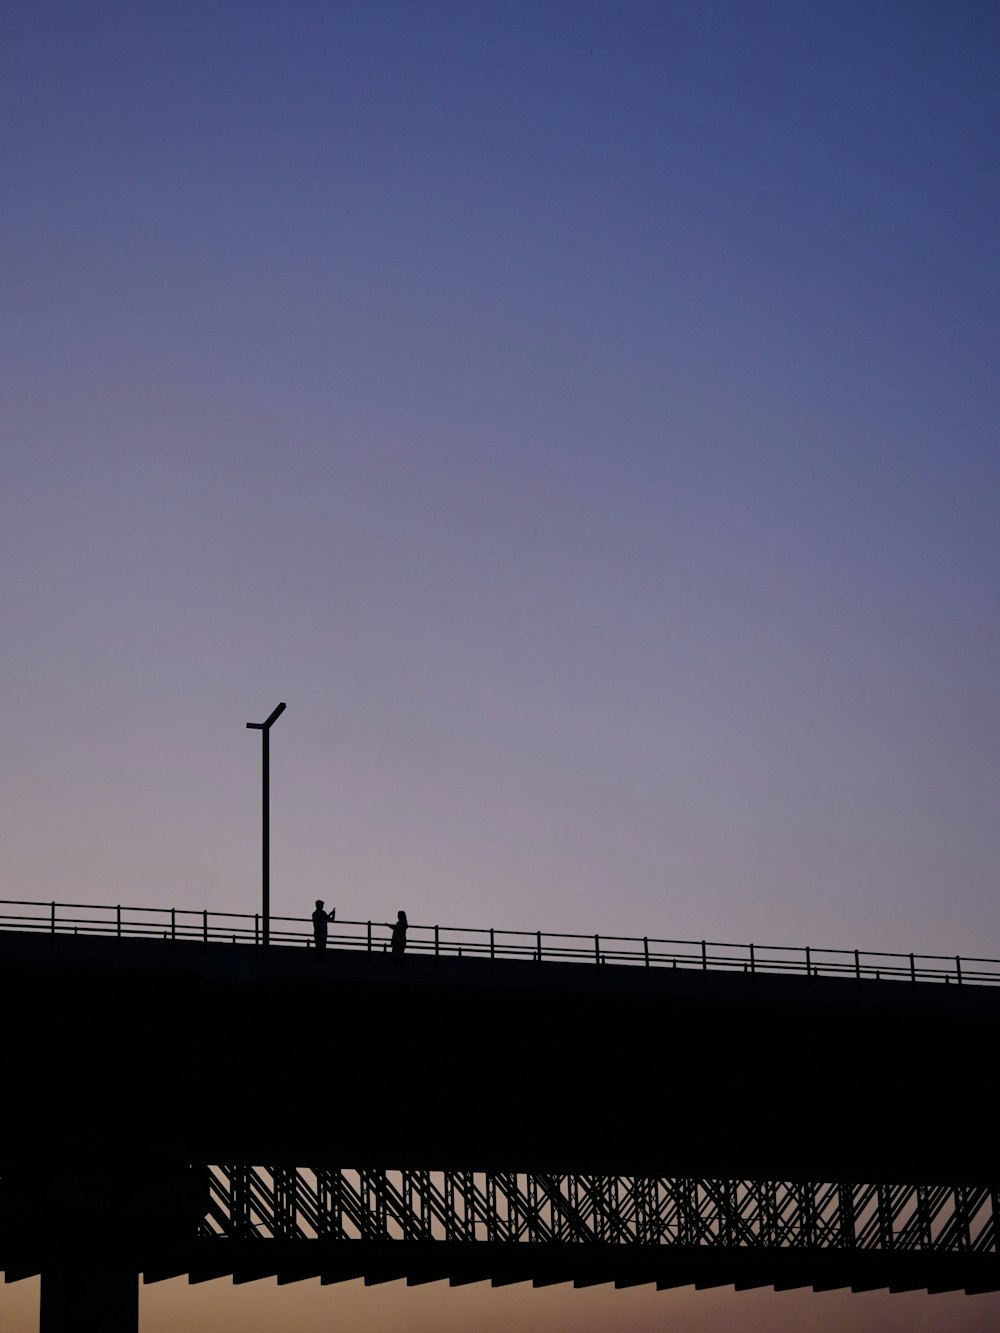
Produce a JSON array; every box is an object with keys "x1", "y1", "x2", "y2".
[{"x1": 1, "y1": 900, "x2": 998, "y2": 1329}]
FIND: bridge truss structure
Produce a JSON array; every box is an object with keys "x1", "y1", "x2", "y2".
[{"x1": 136, "y1": 1165, "x2": 1000, "y2": 1294}]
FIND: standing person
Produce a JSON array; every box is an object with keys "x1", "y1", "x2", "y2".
[
  {"x1": 312, "y1": 900, "x2": 335, "y2": 951},
  {"x1": 389, "y1": 910, "x2": 408, "y2": 956}
]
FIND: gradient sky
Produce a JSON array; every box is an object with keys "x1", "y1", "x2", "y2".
[{"x1": 2, "y1": 1, "x2": 998, "y2": 1328}]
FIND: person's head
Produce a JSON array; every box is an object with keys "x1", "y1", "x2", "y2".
[
  {"x1": 316, "y1": 900, "x2": 324, "y2": 910},
  {"x1": 397, "y1": 910, "x2": 407, "y2": 924}
]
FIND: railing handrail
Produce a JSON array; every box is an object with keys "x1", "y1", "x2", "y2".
[{"x1": 0, "y1": 897, "x2": 996, "y2": 987}]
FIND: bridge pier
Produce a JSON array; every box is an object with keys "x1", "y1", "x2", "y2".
[
  {"x1": 0, "y1": 1151, "x2": 204, "y2": 1333},
  {"x1": 40, "y1": 1267, "x2": 138, "y2": 1333}
]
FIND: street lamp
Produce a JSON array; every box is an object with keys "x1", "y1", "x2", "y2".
[{"x1": 246, "y1": 701, "x2": 285, "y2": 946}]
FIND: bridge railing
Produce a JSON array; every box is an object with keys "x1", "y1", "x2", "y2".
[{"x1": 0, "y1": 897, "x2": 997, "y2": 987}]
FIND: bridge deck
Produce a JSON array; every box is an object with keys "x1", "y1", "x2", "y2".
[
  {"x1": 0, "y1": 928, "x2": 996, "y2": 1175},
  {"x1": 1, "y1": 929, "x2": 998, "y2": 1296}
]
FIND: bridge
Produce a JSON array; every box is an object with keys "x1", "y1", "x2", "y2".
[{"x1": 1, "y1": 899, "x2": 998, "y2": 1329}]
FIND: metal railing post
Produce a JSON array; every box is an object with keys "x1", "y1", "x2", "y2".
[
  {"x1": 367, "y1": 920, "x2": 372, "y2": 952},
  {"x1": 956, "y1": 956, "x2": 962, "y2": 986},
  {"x1": 701, "y1": 940, "x2": 707, "y2": 971},
  {"x1": 594, "y1": 934, "x2": 600, "y2": 965},
  {"x1": 116, "y1": 905, "x2": 122, "y2": 939},
  {"x1": 171, "y1": 907, "x2": 176, "y2": 941},
  {"x1": 434, "y1": 924, "x2": 440, "y2": 957},
  {"x1": 203, "y1": 910, "x2": 208, "y2": 944},
  {"x1": 749, "y1": 942, "x2": 755, "y2": 974},
  {"x1": 254, "y1": 913, "x2": 259, "y2": 946},
  {"x1": 643, "y1": 936, "x2": 649, "y2": 968},
  {"x1": 909, "y1": 953, "x2": 916, "y2": 983},
  {"x1": 854, "y1": 948, "x2": 860, "y2": 980},
  {"x1": 536, "y1": 930, "x2": 542, "y2": 962},
  {"x1": 805, "y1": 946, "x2": 811, "y2": 977},
  {"x1": 490, "y1": 928, "x2": 495, "y2": 960},
  {"x1": 50, "y1": 901, "x2": 56, "y2": 935}
]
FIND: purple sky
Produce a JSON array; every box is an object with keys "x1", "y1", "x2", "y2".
[{"x1": 2, "y1": 2, "x2": 998, "y2": 1327}]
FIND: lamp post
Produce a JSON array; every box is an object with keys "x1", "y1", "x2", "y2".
[{"x1": 246, "y1": 702, "x2": 285, "y2": 946}]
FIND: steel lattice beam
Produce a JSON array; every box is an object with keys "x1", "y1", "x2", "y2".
[{"x1": 191, "y1": 1166, "x2": 1000, "y2": 1294}]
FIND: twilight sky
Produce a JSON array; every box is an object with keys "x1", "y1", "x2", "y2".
[{"x1": 2, "y1": 1, "x2": 998, "y2": 1328}]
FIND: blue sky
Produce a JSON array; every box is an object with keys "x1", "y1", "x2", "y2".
[{"x1": 2, "y1": 2, "x2": 998, "y2": 1327}]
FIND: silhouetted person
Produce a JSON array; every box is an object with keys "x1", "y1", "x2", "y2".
[
  {"x1": 389, "y1": 910, "x2": 408, "y2": 956},
  {"x1": 312, "y1": 899, "x2": 335, "y2": 951}
]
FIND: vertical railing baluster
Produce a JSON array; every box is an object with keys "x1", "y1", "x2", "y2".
[
  {"x1": 805, "y1": 945, "x2": 811, "y2": 977},
  {"x1": 203, "y1": 909, "x2": 208, "y2": 944},
  {"x1": 116, "y1": 904, "x2": 122, "y2": 938},
  {"x1": 594, "y1": 934, "x2": 600, "y2": 965},
  {"x1": 909, "y1": 952, "x2": 916, "y2": 983},
  {"x1": 434, "y1": 924, "x2": 439, "y2": 957},
  {"x1": 367, "y1": 920, "x2": 372, "y2": 952},
  {"x1": 854, "y1": 948, "x2": 860, "y2": 980},
  {"x1": 643, "y1": 936, "x2": 649, "y2": 968},
  {"x1": 749, "y1": 942, "x2": 755, "y2": 974},
  {"x1": 50, "y1": 901, "x2": 56, "y2": 935},
  {"x1": 701, "y1": 940, "x2": 707, "y2": 971},
  {"x1": 956, "y1": 956, "x2": 962, "y2": 986},
  {"x1": 490, "y1": 928, "x2": 495, "y2": 960},
  {"x1": 536, "y1": 930, "x2": 542, "y2": 962}
]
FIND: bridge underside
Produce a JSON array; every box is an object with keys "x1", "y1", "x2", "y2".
[
  {"x1": 3, "y1": 1166, "x2": 999, "y2": 1296},
  {"x1": 1, "y1": 932, "x2": 999, "y2": 1305},
  {"x1": 6, "y1": 1240, "x2": 998, "y2": 1298}
]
